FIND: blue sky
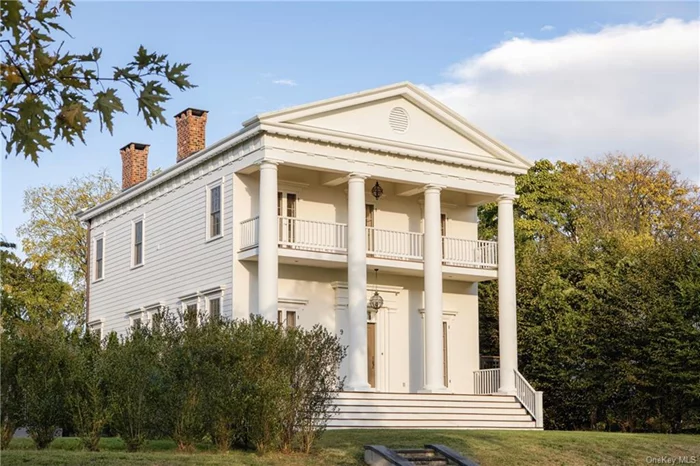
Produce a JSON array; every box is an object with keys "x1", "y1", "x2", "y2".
[{"x1": 2, "y1": 2, "x2": 699, "y2": 252}]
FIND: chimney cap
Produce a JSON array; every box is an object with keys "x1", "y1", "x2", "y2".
[
  {"x1": 174, "y1": 108, "x2": 208, "y2": 119},
  {"x1": 120, "y1": 142, "x2": 150, "y2": 151}
]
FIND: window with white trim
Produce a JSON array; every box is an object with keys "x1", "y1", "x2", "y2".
[
  {"x1": 277, "y1": 309, "x2": 297, "y2": 329},
  {"x1": 127, "y1": 309, "x2": 145, "y2": 329},
  {"x1": 94, "y1": 236, "x2": 104, "y2": 281},
  {"x1": 207, "y1": 182, "x2": 222, "y2": 239},
  {"x1": 133, "y1": 219, "x2": 144, "y2": 267},
  {"x1": 88, "y1": 319, "x2": 103, "y2": 340},
  {"x1": 208, "y1": 297, "x2": 221, "y2": 321}
]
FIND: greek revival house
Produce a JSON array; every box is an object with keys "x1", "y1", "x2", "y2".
[{"x1": 78, "y1": 82, "x2": 543, "y2": 429}]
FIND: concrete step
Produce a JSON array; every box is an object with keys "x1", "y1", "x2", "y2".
[
  {"x1": 333, "y1": 412, "x2": 533, "y2": 421},
  {"x1": 329, "y1": 419, "x2": 537, "y2": 429},
  {"x1": 334, "y1": 398, "x2": 522, "y2": 409},
  {"x1": 336, "y1": 405, "x2": 527, "y2": 415},
  {"x1": 395, "y1": 449, "x2": 448, "y2": 466},
  {"x1": 337, "y1": 392, "x2": 517, "y2": 403}
]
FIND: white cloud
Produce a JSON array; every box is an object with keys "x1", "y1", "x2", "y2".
[
  {"x1": 273, "y1": 79, "x2": 298, "y2": 87},
  {"x1": 423, "y1": 19, "x2": 700, "y2": 182},
  {"x1": 540, "y1": 25, "x2": 555, "y2": 32}
]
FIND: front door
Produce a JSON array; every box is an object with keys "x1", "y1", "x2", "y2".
[
  {"x1": 278, "y1": 192, "x2": 297, "y2": 244},
  {"x1": 367, "y1": 322, "x2": 376, "y2": 388}
]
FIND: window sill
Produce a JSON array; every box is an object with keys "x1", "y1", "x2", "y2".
[
  {"x1": 130, "y1": 263, "x2": 144, "y2": 271},
  {"x1": 205, "y1": 234, "x2": 223, "y2": 244},
  {"x1": 92, "y1": 278, "x2": 104, "y2": 284}
]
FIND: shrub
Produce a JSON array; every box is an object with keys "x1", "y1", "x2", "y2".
[
  {"x1": 15, "y1": 329, "x2": 70, "y2": 449},
  {"x1": 65, "y1": 329, "x2": 108, "y2": 451},
  {"x1": 102, "y1": 327, "x2": 161, "y2": 452},
  {"x1": 280, "y1": 324, "x2": 345, "y2": 453},
  {"x1": 0, "y1": 332, "x2": 21, "y2": 449}
]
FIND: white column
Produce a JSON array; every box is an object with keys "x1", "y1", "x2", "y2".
[
  {"x1": 422, "y1": 184, "x2": 446, "y2": 392},
  {"x1": 497, "y1": 194, "x2": 518, "y2": 395},
  {"x1": 257, "y1": 160, "x2": 279, "y2": 322},
  {"x1": 346, "y1": 173, "x2": 371, "y2": 391}
]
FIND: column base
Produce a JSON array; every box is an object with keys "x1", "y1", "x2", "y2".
[
  {"x1": 418, "y1": 386, "x2": 449, "y2": 394},
  {"x1": 498, "y1": 387, "x2": 517, "y2": 396},
  {"x1": 345, "y1": 382, "x2": 373, "y2": 392}
]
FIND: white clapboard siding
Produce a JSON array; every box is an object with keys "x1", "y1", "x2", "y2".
[{"x1": 89, "y1": 164, "x2": 235, "y2": 335}]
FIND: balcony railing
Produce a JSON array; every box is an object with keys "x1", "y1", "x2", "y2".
[{"x1": 239, "y1": 216, "x2": 498, "y2": 269}]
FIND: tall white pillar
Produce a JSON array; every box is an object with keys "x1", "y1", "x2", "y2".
[
  {"x1": 346, "y1": 173, "x2": 371, "y2": 391},
  {"x1": 497, "y1": 194, "x2": 518, "y2": 395},
  {"x1": 422, "y1": 184, "x2": 446, "y2": 392},
  {"x1": 257, "y1": 160, "x2": 279, "y2": 322}
]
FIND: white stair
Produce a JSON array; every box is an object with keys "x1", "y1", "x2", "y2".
[{"x1": 329, "y1": 391, "x2": 539, "y2": 430}]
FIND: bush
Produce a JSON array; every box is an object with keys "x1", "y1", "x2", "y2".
[
  {"x1": 102, "y1": 327, "x2": 161, "y2": 452},
  {"x1": 280, "y1": 325, "x2": 345, "y2": 453},
  {"x1": 15, "y1": 329, "x2": 70, "y2": 449},
  {"x1": 0, "y1": 332, "x2": 21, "y2": 449},
  {"x1": 65, "y1": 329, "x2": 109, "y2": 451}
]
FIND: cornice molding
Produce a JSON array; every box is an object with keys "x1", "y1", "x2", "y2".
[
  {"x1": 90, "y1": 136, "x2": 263, "y2": 228},
  {"x1": 262, "y1": 136, "x2": 516, "y2": 191}
]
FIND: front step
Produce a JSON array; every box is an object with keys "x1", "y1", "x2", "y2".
[{"x1": 331, "y1": 391, "x2": 539, "y2": 430}]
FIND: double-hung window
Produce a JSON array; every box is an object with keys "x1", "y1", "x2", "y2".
[
  {"x1": 277, "y1": 309, "x2": 297, "y2": 329},
  {"x1": 95, "y1": 236, "x2": 104, "y2": 281},
  {"x1": 208, "y1": 183, "x2": 222, "y2": 239},
  {"x1": 133, "y1": 219, "x2": 144, "y2": 267}
]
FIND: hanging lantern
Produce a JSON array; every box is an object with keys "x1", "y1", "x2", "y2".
[
  {"x1": 368, "y1": 268, "x2": 383, "y2": 310},
  {"x1": 371, "y1": 181, "x2": 384, "y2": 200},
  {"x1": 369, "y1": 290, "x2": 384, "y2": 310}
]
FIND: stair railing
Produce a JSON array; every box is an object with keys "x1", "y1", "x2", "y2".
[{"x1": 514, "y1": 369, "x2": 544, "y2": 428}]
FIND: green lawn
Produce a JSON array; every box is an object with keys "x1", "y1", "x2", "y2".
[{"x1": 2, "y1": 430, "x2": 698, "y2": 466}]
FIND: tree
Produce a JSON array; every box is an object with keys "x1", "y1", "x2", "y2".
[
  {"x1": 17, "y1": 170, "x2": 118, "y2": 316},
  {"x1": 1, "y1": 0, "x2": 195, "y2": 164},
  {"x1": 1, "y1": 241, "x2": 78, "y2": 333}
]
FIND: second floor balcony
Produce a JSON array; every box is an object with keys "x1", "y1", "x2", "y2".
[{"x1": 239, "y1": 216, "x2": 498, "y2": 282}]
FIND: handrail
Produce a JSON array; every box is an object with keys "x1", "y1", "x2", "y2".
[
  {"x1": 278, "y1": 216, "x2": 347, "y2": 253},
  {"x1": 442, "y1": 237, "x2": 498, "y2": 268},
  {"x1": 474, "y1": 368, "x2": 544, "y2": 428},
  {"x1": 515, "y1": 369, "x2": 544, "y2": 428}
]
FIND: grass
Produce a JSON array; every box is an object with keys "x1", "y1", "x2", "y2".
[{"x1": 2, "y1": 430, "x2": 698, "y2": 466}]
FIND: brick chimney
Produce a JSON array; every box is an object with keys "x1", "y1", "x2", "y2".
[
  {"x1": 175, "y1": 108, "x2": 208, "y2": 162},
  {"x1": 120, "y1": 143, "x2": 150, "y2": 190}
]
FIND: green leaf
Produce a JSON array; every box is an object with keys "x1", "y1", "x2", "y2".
[{"x1": 93, "y1": 88, "x2": 125, "y2": 134}]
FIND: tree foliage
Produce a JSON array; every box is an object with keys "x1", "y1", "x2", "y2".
[
  {"x1": 17, "y1": 170, "x2": 118, "y2": 318},
  {"x1": 478, "y1": 153, "x2": 700, "y2": 432},
  {"x1": 1, "y1": 0, "x2": 195, "y2": 164}
]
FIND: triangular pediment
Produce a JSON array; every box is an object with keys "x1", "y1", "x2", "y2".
[{"x1": 247, "y1": 82, "x2": 532, "y2": 173}]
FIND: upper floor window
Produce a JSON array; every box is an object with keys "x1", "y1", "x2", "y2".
[
  {"x1": 133, "y1": 219, "x2": 144, "y2": 267},
  {"x1": 208, "y1": 183, "x2": 222, "y2": 239},
  {"x1": 95, "y1": 236, "x2": 104, "y2": 281}
]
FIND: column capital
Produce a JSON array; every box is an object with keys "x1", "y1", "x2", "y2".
[
  {"x1": 257, "y1": 158, "x2": 282, "y2": 169},
  {"x1": 497, "y1": 193, "x2": 519, "y2": 203},
  {"x1": 424, "y1": 184, "x2": 445, "y2": 193},
  {"x1": 348, "y1": 172, "x2": 371, "y2": 181}
]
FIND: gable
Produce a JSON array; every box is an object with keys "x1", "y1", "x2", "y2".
[
  {"x1": 253, "y1": 82, "x2": 532, "y2": 173},
  {"x1": 289, "y1": 96, "x2": 498, "y2": 161}
]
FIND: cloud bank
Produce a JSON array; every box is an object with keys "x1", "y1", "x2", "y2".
[{"x1": 423, "y1": 19, "x2": 699, "y2": 182}]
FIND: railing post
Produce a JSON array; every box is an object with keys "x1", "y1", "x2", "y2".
[{"x1": 535, "y1": 391, "x2": 544, "y2": 428}]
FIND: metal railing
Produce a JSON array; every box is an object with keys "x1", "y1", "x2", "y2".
[
  {"x1": 366, "y1": 227, "x2": 423, "y2": 261},
  {"x1": 442, "y1": 237, "x2": 498, "y2": 269}
]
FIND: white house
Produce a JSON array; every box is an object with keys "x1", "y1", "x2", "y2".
[{"x1": 78, "y1": 82, "x2": 542, "y2": 429}]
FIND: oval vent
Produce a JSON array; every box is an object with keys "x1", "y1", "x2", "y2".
[{"x1": 388, "y1": 107, "x2": 409, "y2": 133}]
